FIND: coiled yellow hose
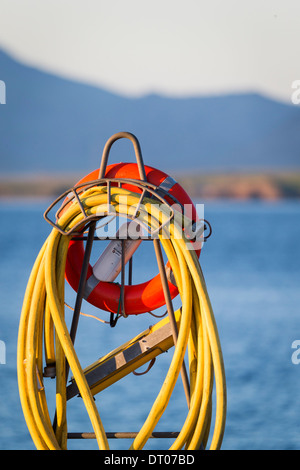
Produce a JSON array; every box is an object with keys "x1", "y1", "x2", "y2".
[{"x1": 17, "y1": 184, "x2": 226, "y2": 450}]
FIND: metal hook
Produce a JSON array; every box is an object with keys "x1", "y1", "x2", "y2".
[{"x1": 98, "y1": 132, "x2": 147, "y2": 181}]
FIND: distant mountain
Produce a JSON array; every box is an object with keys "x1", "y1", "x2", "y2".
[{"x1": 0, "y1": 48, "x2": 300, "y2": 175}]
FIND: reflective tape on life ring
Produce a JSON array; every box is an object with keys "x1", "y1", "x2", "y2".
[{"x1": 65, "y1": 163, "x2": 200, "y2": 315}]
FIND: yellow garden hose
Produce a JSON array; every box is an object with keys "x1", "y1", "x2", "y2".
[{"x1": 17, "y1": 183, "x2": 226, "y2": 450}]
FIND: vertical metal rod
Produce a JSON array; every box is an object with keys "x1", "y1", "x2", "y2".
[
  {"x1": 107, "y1": 180, "x2": 111, "y2": 207},
  {"x1": 121, "y1": 239, "x2": 127, "y2": 317},
  {"x1": 69, "y1": 221, "x2": 97, "y2": 346},
  {"x1": 153, "y1": 238, "x2": 190, "y2": 407},
  {"x1": 128, "y1": 257, "x2": 133, "y2": 285}
]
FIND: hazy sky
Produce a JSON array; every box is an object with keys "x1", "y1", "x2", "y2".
[{"x1": 0, "y1": 0, "x2": 299, "y2": 102}]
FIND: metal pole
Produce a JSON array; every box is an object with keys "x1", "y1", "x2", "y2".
[
  {"x1": 69, "y1": 221, "x2": 97, "y2": 346},
  {"x1": 67, "y1": 431, "x2": 179, "y2": 440},
  {"x1": 153, "y1": 238, "x2": 190, "y2": 407},
  {"x1": 120, "y1": 239, "x2": 127, "y2": 317}
]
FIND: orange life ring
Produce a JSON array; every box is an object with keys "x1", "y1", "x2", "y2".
[{"x1": 65, "y1": 162, "x2": 200, "y2": 315}]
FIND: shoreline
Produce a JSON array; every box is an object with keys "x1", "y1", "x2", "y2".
[{"x1": 0, "y1": 171, "x2": 300, "y2": 201}]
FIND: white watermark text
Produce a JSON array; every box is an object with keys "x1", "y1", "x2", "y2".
[
  {"x1": 291, "y1": 80, "x2": 300, "y2": 105},
  {"x1": 0, "y1": 340, "x2": 6, "y2": 364},
  {"x1": 0, "y1": 80, "x2": 6, "y2": 104}
]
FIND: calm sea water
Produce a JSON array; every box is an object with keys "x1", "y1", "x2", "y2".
[{"x1": 0, "y1": 198, "x2": 300, "y2": 450}]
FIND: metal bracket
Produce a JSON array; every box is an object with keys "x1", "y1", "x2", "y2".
[
  {"x1": 43, "y1": 177, "x2": 176, "y2": 237},
  {"x1": 44, "y1": 133, "x2": 193, "y2": 440}
]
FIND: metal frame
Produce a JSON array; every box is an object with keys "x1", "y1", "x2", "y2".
[
  {"x1": 44, "y1": 132, "x2": 192, "y2": 442},
  {"x1": 67, "y1": 432, "x2": 179, "y2": 440},
  {"x1": 44, "y1": 177, "x2": 178, "y2": 237}
]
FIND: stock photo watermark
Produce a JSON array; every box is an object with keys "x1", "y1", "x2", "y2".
[
  {"x1": 291, "y1": 80, "x2": 300, "y2": 105},
  {"x1": 94, "y1": 199, "x2": 206, "y2": 250},
  {"x1": 291, "y1": 340, "x2": 300, "y2": 365},
  {"x1": 0, "y1": 80, "x2": 6, "y2": 104},
  {"x1": 0, "y1": 340, "x2": 6, "y2": 365}
]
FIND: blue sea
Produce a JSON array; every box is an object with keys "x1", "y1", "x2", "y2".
[{"x1": 0, "y1": 197, "x2": 300, "y2": 450}]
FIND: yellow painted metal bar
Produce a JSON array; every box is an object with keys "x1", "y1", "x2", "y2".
[{"x1": 67, "y1": 309, "x2": 181, "y2": 399}]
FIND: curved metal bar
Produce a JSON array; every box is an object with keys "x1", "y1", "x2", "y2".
[
  {"x1": 44, "y1": 177, "x2": 176, "y2": 237},
  {"x1": 98, "y1": 132, "x2": 147, "y2": 181}
]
